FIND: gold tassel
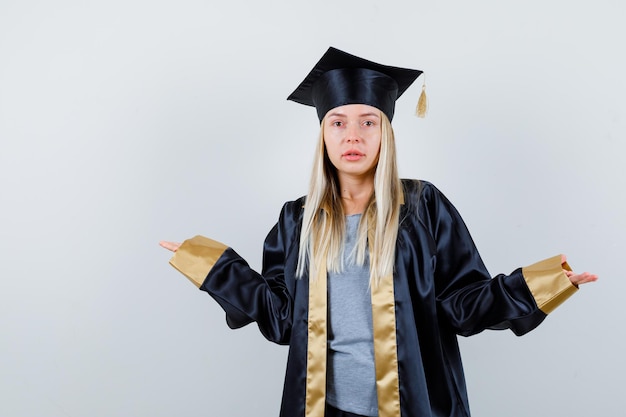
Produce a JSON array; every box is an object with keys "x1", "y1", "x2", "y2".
[{"x1": 416, "y1": 77, "x2": 427, "y2": 118}]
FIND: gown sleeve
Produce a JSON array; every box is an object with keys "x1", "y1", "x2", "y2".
[
  {"x1": 419, "y1": 182, "x2": 578, "y2": 337},
  {"x1": 168, "y1": 201, "x2": 300, "y2": 345}
]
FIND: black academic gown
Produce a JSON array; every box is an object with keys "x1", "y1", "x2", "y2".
[{"x1": 169, "y1": 179, "x2": 577, "y2": 417}]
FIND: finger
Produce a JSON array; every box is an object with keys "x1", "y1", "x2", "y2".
[
  {"x1": 579, "y1": 272, "x2": 599, "y2": 284},
  {"x1": 569, "y1": 272, "x2": 598, "y2": 286},
  {"x1": 159, "y1": 241, "x2": 181, "y2": 252}
]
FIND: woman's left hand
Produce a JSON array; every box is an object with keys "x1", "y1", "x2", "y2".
[
  {"x1": 562, "y1": 255, "x2": 598, "y2": 286},
  {"x1": 160, "y1": 241, "x2": 181, "y2": 252},
  {"x1": 564, "y1": 270, "x2": 598, "y2": 286}
]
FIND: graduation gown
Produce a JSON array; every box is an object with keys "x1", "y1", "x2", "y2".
[{"x1": 169, "y1": 180, "x2": 577, "y2": 417}]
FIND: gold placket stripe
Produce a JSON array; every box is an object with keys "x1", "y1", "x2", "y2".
[
  {"x1": 305, "y1": 265, "x2": 328, "y2": 417},
  {"x1": 371, "y1": 274, "x2": 401, "y2": 417}
]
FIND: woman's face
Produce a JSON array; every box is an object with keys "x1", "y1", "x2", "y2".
[{"x1": 323, "y1": 104, "x2": 382, "y2": 181}]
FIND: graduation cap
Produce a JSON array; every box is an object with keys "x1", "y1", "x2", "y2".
[{"x1": 287, "y1": 47, "x2": 425, "y2": 122}]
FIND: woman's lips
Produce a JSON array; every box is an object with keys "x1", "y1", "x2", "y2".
[{"x1": 342, "y1": 150, "x2": 364, "y2": 161}]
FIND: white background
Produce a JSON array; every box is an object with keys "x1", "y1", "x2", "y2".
[{"x1": 1, "y1": 1, "x2": 623, "y2": 416}]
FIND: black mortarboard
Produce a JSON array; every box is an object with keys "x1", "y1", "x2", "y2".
[{"x1": 287, "y1": 47, "x2": 423, "y2": 122}]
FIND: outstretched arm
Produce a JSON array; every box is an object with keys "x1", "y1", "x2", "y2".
[
  {"x1": 157, "y1": 199, "x2": 303, "y2": 345},
  {"x1": 418, "y1": 182, "x2": 596, "y2": 337}
]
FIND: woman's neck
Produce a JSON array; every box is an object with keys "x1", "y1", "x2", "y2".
[{"x1": 338, "y1": 175, "x2": 374, "y2": 215}]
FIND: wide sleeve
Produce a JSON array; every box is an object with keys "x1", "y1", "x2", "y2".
[
  {"x1": 168, "y1": 201, "x2": 299, "y2": 344},
  {"x1": 420, "y1": 183, "x2": 578, "y2": 337}
]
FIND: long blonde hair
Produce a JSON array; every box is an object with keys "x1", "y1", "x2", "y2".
[{"x1": 296, "y1": 112, "x2": 403, "y2": 285}]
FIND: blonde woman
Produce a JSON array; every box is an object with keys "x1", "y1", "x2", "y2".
[{"x1": 160, "y1": 47, "x2": 596, "y2": 417}]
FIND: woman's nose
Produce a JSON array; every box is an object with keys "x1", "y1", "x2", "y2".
[{"x1": 345, "y1": 125, "x2": 360, "y2": 142}]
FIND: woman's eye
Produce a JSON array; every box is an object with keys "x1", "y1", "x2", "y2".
[
  {"x1": 364, "y1": 121, "x2": 374, "y2": 126},
  {"x1": 333, "y1": 121, "x2": 342, "y2": 127}
]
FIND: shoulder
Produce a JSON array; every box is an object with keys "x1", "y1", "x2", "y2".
[
  {"x1": 281, "y1": 195, "x2": 306, "y2": 218},
  {"x1": 400, "y1": 179, "x2": 463, "y2": 226},
  {"x1": 400, "y1": 178, "x2": 441, "y2": 193},
  {"x1": 400, "y1": 179, "x2": 446, "y2": 208},
  {"x1": 275, "y1": 195, "x2": 306, "y2": 231}
]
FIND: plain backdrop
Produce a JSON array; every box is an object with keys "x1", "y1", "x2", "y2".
[{"x1": 1, "y1": 1, "x2": 623, "y2": 416}]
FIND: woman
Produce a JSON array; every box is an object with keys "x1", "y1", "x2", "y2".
[{"x1": 160, "y1": 47, "x2": 597, "y2": 417}]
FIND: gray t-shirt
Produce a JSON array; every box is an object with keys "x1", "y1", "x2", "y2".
[{"x1": 326, "y1": 214, "x2": 378, "y2": 416}]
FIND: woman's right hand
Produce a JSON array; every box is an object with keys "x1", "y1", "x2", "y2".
[{"x1": 159, "y1": 241, "x2": 181, "y2": 252}]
